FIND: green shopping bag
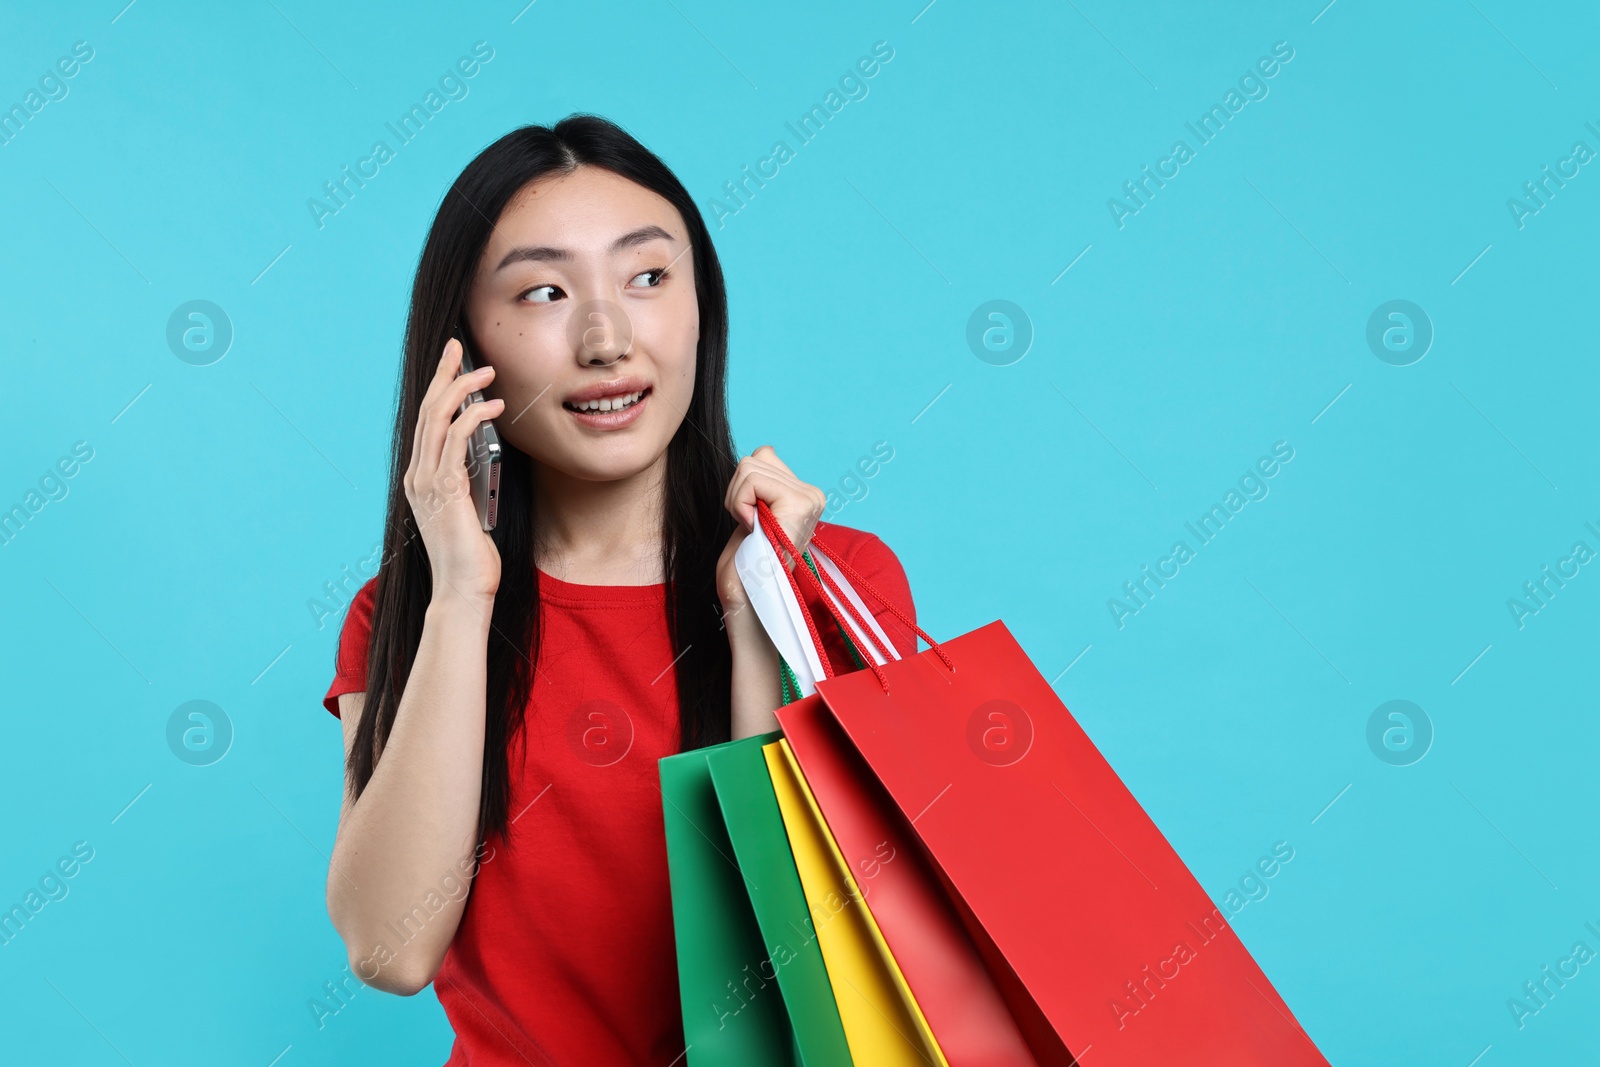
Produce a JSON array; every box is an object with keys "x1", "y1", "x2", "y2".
[
  {"x1": 660, "y1": 732, "x2": 854, "y2": 1067},
  {"x1": 660, "y1": 736, "x2": 798, "y2": 1065},
  {"x1": 705, "y1": 735, "x2": 854, "y2": 1066}
]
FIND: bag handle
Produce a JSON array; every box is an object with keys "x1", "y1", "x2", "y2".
[
  {"x1": 754, "y1": 501, "x2": 954, "y2": 693},
  {"x1": 747, "y1": 502, "x2": 879, "y2": 688},
  {"x1": 810, "y1": 548, "x2": 900, "y2": 667},
  {"x1": 733, "y1": 511, "x2": 833, "y2": 693},
  {"x1": 759, "y1": 500, "x2": 951, "y2": 671},
  {"x1": 733, "y1": 500, "x2": 895, "y2": 694}
]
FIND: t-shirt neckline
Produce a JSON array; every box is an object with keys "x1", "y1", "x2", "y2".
[{"x1": 535, "y1": 566, "x2": 668, "y2": 606}]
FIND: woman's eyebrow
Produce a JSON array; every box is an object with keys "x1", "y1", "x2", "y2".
[{"x1": 495, "y1": 225, "x2": 676, "y2": 271}]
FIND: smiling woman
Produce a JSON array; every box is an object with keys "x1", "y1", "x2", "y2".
[
  {"x1": 465, "y1": 170, "x2": 699, "y2": 483},
  {"x1": 319, "y1": 115, "x2": 917, "y2": 1066}
]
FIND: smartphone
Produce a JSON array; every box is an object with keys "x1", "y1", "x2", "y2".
[{"x1": 452, "y1": 325, "x2": 502, "y2": 531}]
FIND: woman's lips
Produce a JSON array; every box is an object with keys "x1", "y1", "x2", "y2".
[{"x1": 563, "y1": 386, "x2": 651, "y2": 430}]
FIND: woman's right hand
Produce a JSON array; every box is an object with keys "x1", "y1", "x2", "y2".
[{"x1": 404, "y1": 336, "x2": 505, "y2": 606}]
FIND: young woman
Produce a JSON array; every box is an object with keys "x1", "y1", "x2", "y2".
[{"x1": 321, "y1": 115, "x2": 917, "y2": 1066}]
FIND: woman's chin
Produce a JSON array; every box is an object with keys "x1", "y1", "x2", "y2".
[{"x1": 535, "y1": 446, "x2": 669, "y2": 486}]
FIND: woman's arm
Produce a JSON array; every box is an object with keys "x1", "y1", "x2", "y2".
[
  {"x1": 726, "y1": 599, "x2": 783, "y2": 739},
  {"x1": 717, "y1": 444, "x2": 828, "y2": 740},
  {"x1": 326, "y1": 591, "x2": 492, "y2": 996},
  {"x1": 326, "y1": 336, "x2": 506, "y2": 995}
]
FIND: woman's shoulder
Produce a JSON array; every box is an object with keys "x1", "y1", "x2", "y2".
[
  {"x1": 808, "y1": 519, "x2": 918, "y2": 654},
  {"x1": 810, "y1": 520, "x2": 914, "y2": 610},
  {"x1": 343, "y1": 576, "x2": 380, "y2": 635},
  {"x1": 811, "y1": 519, "x2": 898, "y2": 564},
  {"x1": 323, "y1": 576, "x2": 380, "y2": 717}
]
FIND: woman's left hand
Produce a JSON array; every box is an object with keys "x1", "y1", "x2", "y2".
[{"x1": 716, "y1": 445, "x2": 827, "y2": 614}]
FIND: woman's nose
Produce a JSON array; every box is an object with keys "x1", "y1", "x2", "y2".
[{"x1": 568, "y1": 297, "x2": 634, "y2": 367}]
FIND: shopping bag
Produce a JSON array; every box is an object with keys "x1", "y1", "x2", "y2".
[
  {"x1": 762, "y1": 737, "x2": 948, "y2": 1067},
  {"x1": 702, "y1": 733, "x2": 855, "y2": 1066},
  {"x1": 777, "y1": 696, "x2": 1059, "y2": 1066},
  {"x1": 749, "y1": 501, "x2": 1332, "y2": 1066},
  {"x1": 659, "y1": 739, "x2": 800, "y2": 1066},
  {"x1": 738, "y1": 526, "x2": 1056, "y2": 1065}
]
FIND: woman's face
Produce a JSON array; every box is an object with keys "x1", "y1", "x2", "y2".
[{"x1": 464, "y1": 164, "x2": 699, "y2": 483}]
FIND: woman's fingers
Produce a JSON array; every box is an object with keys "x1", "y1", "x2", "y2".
[
  {"x1": 723, "y1": 445, "x2": 776, "y2": 516},
  {"x1": 725, "y1": 446, "x2": 807, "y2": 524},
  {"x1": 411, "y1": 337, "x2": 464, "y2": 476},
  {"x1": 415, "y1": 361, "x2": 496, "y2": 482},
  {"x1": 727, "y1": 459, "x2": 802, "y2": 529},
  {"x1": 724, "y1": 447, "x2": 827, "y2": 557},
  {"x1": 438, "y1": 395, "x2": 505, "y2": 497},
  {"x1": 425, "y1": 336, "x2": 464, "y2": 406},
  {"x1": 398, "y1": 336, "x2": 505, "y2": 602}
]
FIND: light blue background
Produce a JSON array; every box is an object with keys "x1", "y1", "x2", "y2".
[{"x1": 2, "y1": 1, "x2": 1596, "y2": 1064}]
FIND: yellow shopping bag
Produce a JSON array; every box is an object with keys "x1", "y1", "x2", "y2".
[{"x1": 763, "y1": 739, "x2": 949, "y2": 1067}]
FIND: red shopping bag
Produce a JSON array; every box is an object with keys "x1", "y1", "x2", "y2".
[
  {"x1": 779, "y1": 694, "x2": 1062, "y2": 1066},
  {"x1": 738, "y1": 513, "x2": 1051, "y2": 1064},
  {"x1": 753, "y1": 502, "x2": 1329, "y2": 1067}
]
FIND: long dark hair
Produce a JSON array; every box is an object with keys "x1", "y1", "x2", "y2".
[{"x1": 343, "y1": 115, "x2": 737, "y2": 847}]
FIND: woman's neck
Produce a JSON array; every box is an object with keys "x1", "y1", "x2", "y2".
[{"x1": 530, "y1": 454, "x2": 668, "y2": 585}]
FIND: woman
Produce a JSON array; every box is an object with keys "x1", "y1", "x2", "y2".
[{"x1": 321, "y1": 115, "x2": 917, "y2": 1066}]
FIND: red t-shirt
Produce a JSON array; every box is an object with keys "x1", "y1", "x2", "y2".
[{"x1": 322, "y1": 521, "x2": 917, "y2": 1066}]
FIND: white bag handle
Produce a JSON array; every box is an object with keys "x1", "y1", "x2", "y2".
[
  {"x1": 733, "y1": 520, "x2": 900, "y2": 699},
  {"x1": 734, "y1": 523, "x2": 828, "y2": 695},
  {"x1": 814, "y1": 548, "x2": 900, "y2": 666}
]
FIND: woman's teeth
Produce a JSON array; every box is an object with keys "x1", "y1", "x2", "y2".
[{"x1": 566, "y1": 390, "x2": 645, "y2": 413}]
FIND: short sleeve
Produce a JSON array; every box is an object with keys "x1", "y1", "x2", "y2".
[
  {"x1": 323, "y1": 577, "x2": 378, "y2": 717},
  {"x1": 805, "y1": 522, "x2": 917, "y2": 672}
]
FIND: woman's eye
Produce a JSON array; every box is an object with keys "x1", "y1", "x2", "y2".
[
  {"x1": 521, "y1": 284, "x2": 564, "y2": 303},
  {"x1": 629, "y1": 268, "x2": 669, "y2": 288}
]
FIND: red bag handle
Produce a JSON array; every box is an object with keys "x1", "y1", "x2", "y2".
[
  {"x1": 810, "y1": 557, "x2": 897, "y2": 666},
  {"x1": 808, "y1": 526, "x2": 955, "y2": 674},
  {"x1": 754, "y1": 501, "x2": 846, "y2": 684},
  {"x1": 754, "y1": 501, "x2": 954, "y2": 692}
]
